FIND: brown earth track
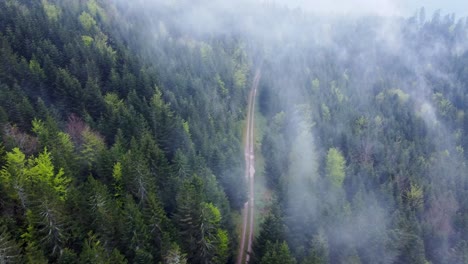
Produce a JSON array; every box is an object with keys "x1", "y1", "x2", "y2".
[{"x1": 237, "y1": 69, "x2": 261, "y2": 264}]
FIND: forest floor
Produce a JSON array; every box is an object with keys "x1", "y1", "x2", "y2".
[{"x1": 237, "y1": 69, "x2": 261, "y2": 264}]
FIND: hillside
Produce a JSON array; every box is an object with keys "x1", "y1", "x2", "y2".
[
  {"x1": 0, "y1": 0, "x2": 250, "y2": 263},
  {"x1": 0, "y1": 0, "x2": 467, "y2": 264}
]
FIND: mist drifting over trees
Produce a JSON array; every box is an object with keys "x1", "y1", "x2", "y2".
[{"x1": 0, "y1": 0, "x2": 467, "y2": 263}]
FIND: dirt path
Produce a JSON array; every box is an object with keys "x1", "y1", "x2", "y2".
[{"x1": 237, "y1": 69, "x2": 261, "y2": 264}]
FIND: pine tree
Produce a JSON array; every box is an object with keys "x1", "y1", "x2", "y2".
[
  {"x1": 253, "y1": 205, "x2": 285, "y2": 263},
  {"x1": 122, "y1": 195, "x2": 151, "y2": 261},
  {"x1": 0, "y1": 226, "x2": 21, "y2": 264},
  {"x1": 260, "y1": 241, "x2": 296, "y2": 264},
  {"x1": 79, "y1": 232, "x2": 127, "y2": 264},
  {"x1": 175, "y1": 176, "x2": 229, "y2": 263},
  {"x1": 164, "y1": 243, "x2": 187, "y2": 264}
]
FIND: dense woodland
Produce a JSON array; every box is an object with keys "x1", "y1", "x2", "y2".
[
  {"x1": 0, "y1": 0, "x2": 467, "y2": 263},
  {"x1": 0, "y1": 0, "x2": 250, "y2": 263}
]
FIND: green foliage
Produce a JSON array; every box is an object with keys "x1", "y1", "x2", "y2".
[
  {"x1": 35, "y1": 199, "x2": 67, "y2": 255},
  {"x1": 32, "y1": 118, "x2": 77, "y2": 177},
  {"x1": 94, "y1": 33, "x2": 117, "y2": 63},
  {"x1": 216, "y1": 74, "x2": 228, "y2": 97},
  {"x1": 0, "y1": 143, "x2": 5, "y2": 168},
  {"x1": 260, "y1": 241, "x2": 296, "y2": 264},
  {"x1": 57, "y1": 248, "x2": 79, "y2": 264},
  {"x1": 325, "y1": 148, "x2": 346, "y2": 188},
  {"x1": 1, "y1": 147, "x2": 71, "y2": 202},
  {"x1": 201, "y1": 202, "x2": 230, "y2": 263},
  {"x1": 0, "y1": 0, "x2": 251, "y2": 262},
  {"x1": 112, "y1": 162, "x2": 123, "y2": 198},
  {"x1": 29, "y1": 149, "x2": 71, "y2": 200},
  {"x1": 330, "y1": 81, "x2": 346, "y2": 104},
  {"x1": 1, "y1": 147, "x2": 70, "y2": 255},
  {"x1": 21, "y1": 211, "x2": 48, "y2": 264},
  {"x1": 85, "y1": 176, "x2": 120, "y2": 246},
  {"x1": 405, "y1": 183, "x2": 424, "y2": 210},
  {"x1": 214, "y1": 229, "x2": 229, "y2": 263},
  {"x1": 32, "y1": 119, "x2": 50, "y2": 145},
  {"x1": 80, "y1": 232, "x2": 127, "y2": 264},
  {"x1": 174, "y1": 177, "x2": 229, "y2": 263},
  {"x1": 233, "y1": 45, "x2": 249, "y2": 89},
  {"x1": 0, "y1": 226, "x2": 21, "y2": 263},
  {"x1": 29, "y1": 59, "x2": 46, "y2": 80},
  {"x1": 41, "y1": 0, "x2": 61, "y2": 22},
  {"x1": 234, "y1": 68, "x2": 247, "y2": 89},
  {"x1": 87, "y1": 0, "x2": 107, "y2": 22},
  {"x1": 182, "y1": 120, "x2": 190, "y2": 136},
  {"x1": 203, "y1": 202, "x2": 222, "y2": 225},
  {"x1": 80, "y1": 129, "x2": 105, "y2": 170},
  {"x1": 122, "y1": 195, "x2": 151, "y2": 260},
  {"x1": 79, "y1": 12, "x2": 97, "y2": 31},
  {"x1": 104, "y1": 93, "x2": 124, "y2": 113},
  {"x1": 253, "y1": 206, "x2": 285, "y2": 262},
  {"x1": 3, "y1": 0, "x2": 467, "y2": 263},
  {"x1": 164, "y1": 243, "x2": 187, "y2": 264},
  {"x1": 82, "y1": 35, "x2": 94, "y2": 47}
]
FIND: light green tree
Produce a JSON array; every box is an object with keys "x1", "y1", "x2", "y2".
[
  {"x1": 2, "y1": 148, "x2": 70, "y2": 256},
  {"x1": 79, "y1": 12, "x2": 97, "y2": 31},
  {"x1": 80, "y1": 129, "x2": 105, "y2": 170},
  {"x1": 1, "y1": 148, "x2": 71, "y2": 203},
  {"x1": 201, "y1": 202, "x2": 229, "y2": 264},
  {"x1": 326, "y1": 148, "x2": 346, "y2": 187},
  {"x1": 29, "y1": 149, "x2": 71, "y2": 200},
  {"x1": 405, "y1": 183, "x2": 424, "y2": 210},
  {"x1": 41, "y1": 0, "x2": 61, "y2": 22}
]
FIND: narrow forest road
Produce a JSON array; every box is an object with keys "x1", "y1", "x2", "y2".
[{"x1": 237, "y1": 69, "x2": 261, "y2": 264}]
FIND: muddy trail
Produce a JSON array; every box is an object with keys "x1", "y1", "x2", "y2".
[{"x1": 237, "y1": 69, "x2": 261, "y2": 264}]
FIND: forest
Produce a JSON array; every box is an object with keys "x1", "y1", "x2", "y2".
[{"x1": 0, "y1": 0, "x2": 467, "y2": 263}]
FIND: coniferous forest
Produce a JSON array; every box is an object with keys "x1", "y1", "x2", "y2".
[{"x1": 0, "y1": 0, "x2": 467, "y2": 263}]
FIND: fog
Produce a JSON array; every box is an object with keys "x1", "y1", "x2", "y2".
[
  {"x1": 262, "y1": 0, "x2": 402, "y2": 16},
  {"x1": 112, "y1": 0, "x2": 468, "y2": 262},
  {"x1": 267, "y1": 0, "x2": 468, "y2": 17}
]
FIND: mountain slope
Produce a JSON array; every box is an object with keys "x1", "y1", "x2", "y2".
[{"x1": 0, "y1": 0, "x2": 250, "y2": 262}]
